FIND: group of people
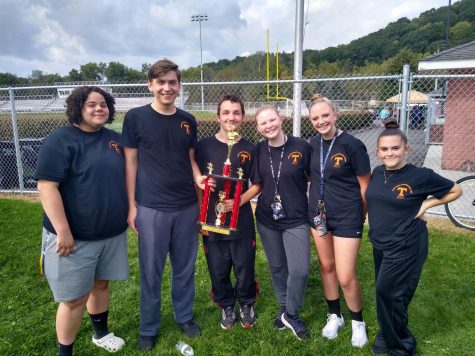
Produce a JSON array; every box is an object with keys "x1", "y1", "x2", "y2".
[{"x1": 35, "y1": 58, "x2": 462, "y2": 355}]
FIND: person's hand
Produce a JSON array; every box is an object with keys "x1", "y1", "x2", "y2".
[
  {"x1": 128, "y1": 205, "x2": 138, "y2": 234},
  {"x1": 56, "y1": 231, "x2": 75, "y2": 256},
  {"x1": 223, "y1": 199, "x2": 235, "y2": 213},
  {"x1": 196, "y1": 175, "x2": 216, "y2": 191},
  {"x1": 415, "y1": 200, "x2": 430, "y2": 221},
  {"x1": 199, "y1": 229, "x2": 209, "y2": 237}
]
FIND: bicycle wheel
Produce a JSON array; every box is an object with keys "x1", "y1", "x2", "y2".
[{"x1": 445, "y1": 175, "x2": 475, "y2": 231}]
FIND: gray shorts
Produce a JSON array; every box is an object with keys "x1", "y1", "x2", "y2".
[{"x1": 41, "y1": 228, "x2": 129, "y2": 302}]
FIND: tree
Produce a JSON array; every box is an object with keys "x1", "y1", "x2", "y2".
[
  {"x1": 450, "y1": 21, "x2": 474, "y2": 45},
  {"x1": 80, "y1": 62, "x2": 104, "y2": 81},
  {"x1": 0, "y1": 72, "x2": 25, "y2": 86},
  {"x1": 387, "y1": 48, "x2": 424, "y2": 74},
  {"x1": 106, "y1": 62, "x2": 128, "y2": 82},
  {"x1": 68, "y1": 68, "x2": 82, "y2": 82},
  {"x1": 141, "y1": 63, "x2": 151, "y2": 77}
]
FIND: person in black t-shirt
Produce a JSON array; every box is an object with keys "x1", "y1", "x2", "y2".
[
  {"x1": 196, "y1": 95, "x2": 261, "y2": 330},
  {"x1": 308, "y1": 94, "x2": 371, "y2": 347},
  {"x1": 366, "y1": 119, "x2": 461, "y2": 356},
  {"x1": 35, "y1": 86, "x2": 129, "y2": 355},
  {"x1": 254, "y1": 105, "x2": 311, "y2": 340},
  {"x1": 120, "y1": 59, "x2": 207, "y2": 351}
]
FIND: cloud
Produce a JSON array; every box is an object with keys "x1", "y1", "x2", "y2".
[{"x1": 0, "y1": 0, "x2": 460, "y2": 77}]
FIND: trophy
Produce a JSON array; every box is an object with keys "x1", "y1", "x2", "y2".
[{"x1": 198, "y1": 126, "x2": 245, "y2": 235}]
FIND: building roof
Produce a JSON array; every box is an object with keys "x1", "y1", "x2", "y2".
[{"x1": 418, "y1": 40, "x2": 475, "y2": 70}]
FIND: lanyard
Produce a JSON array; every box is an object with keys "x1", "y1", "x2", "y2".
[
  {"x1": 268, "y1": 136, "x2": 286, "y2": 197},
  {"x1": 319, "y1": 129, "x2": 338, "y2": 199}
]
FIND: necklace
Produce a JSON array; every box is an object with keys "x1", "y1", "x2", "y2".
[{"x1": 383, "y1": 168, "x2": 401, "y2": 184}]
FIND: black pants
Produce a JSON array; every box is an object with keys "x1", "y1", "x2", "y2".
[
  {"x1": 203, "y1": 236, "x2": 257, "y2": 308},
  {"x1": 373, "y1": 230, "x2": 428, "y2": 356}
]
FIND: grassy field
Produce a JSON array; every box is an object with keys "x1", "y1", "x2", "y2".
[{"x1": 0, "y1": 197, "x2": 474, "y2": 355}]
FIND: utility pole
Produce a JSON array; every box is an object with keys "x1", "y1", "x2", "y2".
[
  {"x1": 445, "y1": 0, "x2": 452, "y2": 50},
  {"x1": 191, "y1": 14, "x2": 208, "y2": 111}
]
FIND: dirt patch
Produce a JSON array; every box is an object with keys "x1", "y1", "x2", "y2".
[
  {"x1": 425, "y1": 216, "x2": 475, "y2": 237},
  {"x1": 0, "y1": 193, "x2": 40, "y2": 203}
]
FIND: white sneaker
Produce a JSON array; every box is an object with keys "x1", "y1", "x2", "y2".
[
  {"x1": 351, "y1": 320, "x2": 368, "y2": 347},
  {"x1": 322, "y1": 313, "x2": 344, "y2": 339}
]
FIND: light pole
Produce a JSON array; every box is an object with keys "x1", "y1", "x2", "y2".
[{"x1": 191, "y1": 14, "x2": 207, "y2": 111}]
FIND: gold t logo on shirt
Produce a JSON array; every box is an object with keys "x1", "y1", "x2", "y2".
[
  {"x1": 288, "y1": 151, "x2": 303, "y2": 165},
  {"x1": 331, "y1": 153, "x2": 347, "y2": 168},
  {"x1": 392, "y1": 184, "x2": 413, "y2": 199},
  {"x1": 181, "y1": 121, "x2": 190, "y2": 135},
  {"x1": 238, "y1": 151, "x2": 250, "y2": 164}
]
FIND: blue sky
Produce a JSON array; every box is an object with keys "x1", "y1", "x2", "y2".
[{"x1": 0, "y1": 0, "x2": 458, "y2": 76}]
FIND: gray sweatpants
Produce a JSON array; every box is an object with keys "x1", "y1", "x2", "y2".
[
  {"x1": 136, "y1": 203, "x2": 199, "y2": 336},
  {"x1": 257, "y1": 222, "x2": 310, "y2": 315}
]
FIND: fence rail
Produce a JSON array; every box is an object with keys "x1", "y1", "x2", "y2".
[{"x1": 1, "y1": 69, "x2": 474, "y2": 221}]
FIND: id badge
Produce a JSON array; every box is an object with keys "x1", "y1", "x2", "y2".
[{"x1": 313, "y1": 200, "x2": 328, "y2": 237}]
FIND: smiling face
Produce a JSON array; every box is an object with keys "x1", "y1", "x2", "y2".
[
  {"x1": 309, "y1": 102, "x2": 337, "y2": 139},
  {"x1": 255, "y1": 108, "x2": 283, "y2": 141},
  {"x1": 376, "y1": 135, "x2": 409, "y2": 170},
  {"x1": 147, "y1": 70, "x2": 180, "y2": 109},
  {"x1": 78, "y1": 91, "x2": 109, "y2": 132},
  {"x1": 217, "y1": 100, "x2": 244, "y2": 131}
]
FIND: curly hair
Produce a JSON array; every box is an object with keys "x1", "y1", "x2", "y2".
[
  {"x1": 65, "y1": 86, "x2": 115, "y2": 125},
  {"x1": 217, "y1": 94, "x2": 245, "y2": 116}
]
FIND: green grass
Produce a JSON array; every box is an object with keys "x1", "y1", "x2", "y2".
[{"x1": 0, "y1": 198, "x2": 474, "y2": 355}]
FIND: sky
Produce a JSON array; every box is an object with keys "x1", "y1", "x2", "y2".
[{"x1": 0, "y1": 0, "x2": 458, "y2": 77}]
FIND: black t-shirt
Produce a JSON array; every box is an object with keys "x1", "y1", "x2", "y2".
[
  {"x1": 120, "y1": 105, "x2": 197, "y2": 211},
  {"x1": 366, "y1": 164, "x2": 454, "y2": 250},
  {"x1": 255, "y1": 136, "x2": 311, "y2": 230},
  {"x1": 34, "y1": 126, "x2": 128, "y2": 241},
  {"x1": 308, "y1": 131, "x2": 371, "y2": 226},
  {"x1": 196, "y1": 136, "x2": 259, "y2": 241}
]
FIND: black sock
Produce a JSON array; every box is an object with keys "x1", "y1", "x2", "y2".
[
  {"x1": 349, "y1": 308, "x2": 363, "y2": 322},
  {"x1": 89, "y1": 310, "x2": 110, "y2": 339},
  {"x1": 58, "y1": 341, "x2": 74, "y2": 356},
  {"x1": 326, "y1": 298, "x2": 341, "y2": 316}
]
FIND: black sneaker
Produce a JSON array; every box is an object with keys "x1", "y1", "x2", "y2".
[
  {"x1": 371, "y1": 331, "x2": 388, "y2": 355},
  {"x1": 281, "y1": 313, "x2": 310, "y2": 340},
  {"x1": 239, "y1": 304, "x2": 256, "y2": 328},
  {"x1": 138, "y1": 335, "x2": 156, "y2": 352},
  {"x1": 180, "y1": 319, "x2": 201, "y2": 338},
  {"x1": 220, "y1": 306, "x2": 236, "y2": 330},
  {"x1": 274, "y1": 307, "x2": 286, "y2": 330}
]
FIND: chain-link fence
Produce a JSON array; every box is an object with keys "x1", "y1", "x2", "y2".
[{"x1": 1, "y1": 69, "x2": 474, "y2": 221}]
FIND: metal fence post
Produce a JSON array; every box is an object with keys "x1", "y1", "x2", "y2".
[
  {"x1": 292, "y1": 0, "x2": 304, "y2": 137},
  {"x1": 179, "y1": 89, "x2": 184, "y2": 110},
  {"x1": 9, "y1": 88, "x2": 24, "y2": 192},
  {"x1": 400, "y1": 64, "x2": 410, "y2": 133}
]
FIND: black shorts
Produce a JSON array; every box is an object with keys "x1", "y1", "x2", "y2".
[{"x1": 309, "y1": 217, "x2": 363, "y2": 238}]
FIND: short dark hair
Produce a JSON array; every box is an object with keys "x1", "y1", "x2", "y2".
[
  {"x1": 217, "y1": 94, "x2": 245, "y2": 116},
  {"x1": 148, "y1": 58, "x2": 181, "y2": 82},
  {"x1": 377, "y1": 118, "x2": 408, "y2": 145},
  {"x1": 65, "y1": 86, "x2": 115, "y2": 125}
]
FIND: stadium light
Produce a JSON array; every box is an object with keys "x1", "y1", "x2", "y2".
[{"x1": 191, "y1": 14, "x2": 208, "y2": 111}]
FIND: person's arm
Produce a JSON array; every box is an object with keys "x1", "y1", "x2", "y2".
[
  {"x1": 357, "y1": 173, "x2": 371, "y2": 218},
  {"x1": 416, "y1": 183, "x2": 463, "y2": 219},
  {"x1": 37, "y1": 180, "x2": 75, "y2": 256},
  {"x1": 190, "y1": 148, "x2": 207, "y2": 190},
  {"x1": 124, "y1": 147, "x2": 139, "y2": 234},
  {"x1": 223, "y1": 183, "x2": 262, "y2": 212}
]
